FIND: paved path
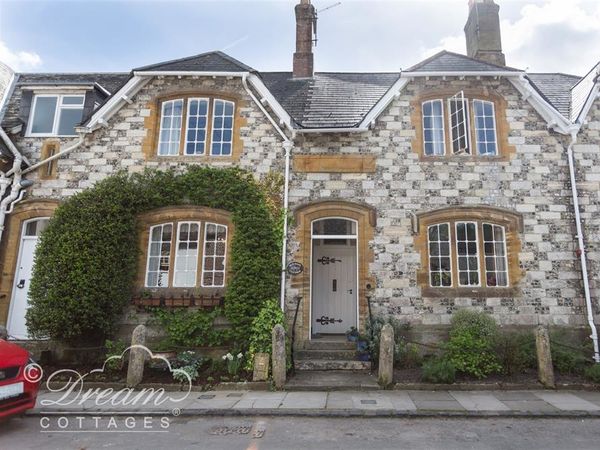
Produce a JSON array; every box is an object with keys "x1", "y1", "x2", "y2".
[{"x1": 31, "y1": 389, "x2": 600, "y2": 417}]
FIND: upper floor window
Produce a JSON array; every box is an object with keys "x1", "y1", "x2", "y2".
[
  {"x1": 422, "y1": 92, "x2": 498, "y2": 157},
  {"x1": 28, "y1": 94, "x2": 85, "y2": 136},
  {"x1": 145, "y1": 220, "x2": 228, "y2": 288},
  {"x1": 157, "y1": 97, "x2": 235, "y2": 157}
]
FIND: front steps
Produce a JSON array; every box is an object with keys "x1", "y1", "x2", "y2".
[{"x1": 293, "y1": 335, "x2": 372, "y2": 372}]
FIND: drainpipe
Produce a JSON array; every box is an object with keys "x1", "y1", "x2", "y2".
[
  {"x1": 567, "y1": 132, "x2": 600, "y2": 363},
  {"x1": 241, "y1": 73, "x2": 295, "y2": 311},
  {"x1": 22, "y1": 135, "x2": 85, "y2": 175},
  {"x1": 0, "y1": 151, "x2": 27, "y2": 245}
]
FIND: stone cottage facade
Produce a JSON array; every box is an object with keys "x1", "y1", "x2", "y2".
[{"x1": 0, "y1": 0, "x2": 599, "y2": 359}]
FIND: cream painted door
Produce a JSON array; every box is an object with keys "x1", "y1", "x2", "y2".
[
  {"x1": 7, "y1": 218, "x2": 49, "y2": 340},
  {"x1": 312, "y1": 243, "x2": 357, "y2": 334}
]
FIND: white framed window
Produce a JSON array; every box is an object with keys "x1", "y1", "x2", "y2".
[
  {"x1": 201, "y1": 223, "x2": 228, "y2": 287},
  {"x1": 158, "y1": 99, "x2": 183, "y2": 156},
  {"x1": 483, "y1": 223, "x2": 508, "y2": 287},
  {"x1": 455, "y1": 221, "x2": 480, "y2": 286},
  {"x1": 185, "y1": 98, "x2": 209, "y2": 155},
  {"x1": 145, "y1": 223, "x2": 173, "y2": 288},
  {"x1": 173, "y1": 222, "x2": 200, "y2": 287},
  {"x1": 422, "y1": 100, "x2": 446, "y2": 156},
  {"x1": 448, "y1": 91, "x2": 471, "y2": 155},
  {"x1": 427, "y1": 223, "x2": 452, "y2": 287},
  {"x1": 27, "y1": 94, "x2": 85, "y2": 136},
  {"x1": 473, "y1": 100, "x2": 498, "y2": 156},
  {"x1": 211, "y1": 100, "x2": 234, "y2": 156}
]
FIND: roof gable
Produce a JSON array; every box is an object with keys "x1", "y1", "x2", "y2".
[
  {"x1": 406, "y1": 51, "x2": 521, "y2": 73},
  {"x1": 133, "y1": 51, "x2": 255, "y2": 73},
  {"x1": 526, "y1": 73, "x2": 581, "y2": 119}
]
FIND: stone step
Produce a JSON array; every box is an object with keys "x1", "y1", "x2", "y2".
[
  {"x1": 294, "y1": 359, "x2": 372, "y2": 371},
  {"x1": 304, "y1": 340, "x2": 356, "y2": 351},
  {"x1": 285, "y1": 370, "x2": 379, "y2": 391},
  {"x1": 296, "y1": 349, "x2": 358, "y2": 360}
]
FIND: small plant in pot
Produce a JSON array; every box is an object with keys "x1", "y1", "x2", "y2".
[
  {"x1": 346, "y1": 327, "x2": 359, "y2": 342},
  {"x1": 357, "y1": 350, "x2": 370, "y2": 362},
  {"x1": 356, "y1": 334, "x2": 369, "y2": 352}
]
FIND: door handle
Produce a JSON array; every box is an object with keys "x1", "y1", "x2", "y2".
[
  {"x1": 17, "y1": 279, "x2": 26, "y2": 289},
  {"x1": 347, "y1": 289, "x2": 353, "y2": 294}
]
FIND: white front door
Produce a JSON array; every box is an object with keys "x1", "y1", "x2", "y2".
[
  {"x1": 7, "y1": 218, "x2": 49, "y2": 340},
  {"x1": 312, "y1": 243, "x2": 357, "y2": 334}
]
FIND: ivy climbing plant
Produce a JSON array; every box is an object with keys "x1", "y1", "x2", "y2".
[{"x1": 26, "y1": 167, "x2": 281, "y2": 345}]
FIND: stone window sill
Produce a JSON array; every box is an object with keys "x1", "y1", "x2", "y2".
[{"x1": 421, "y1": 286, "x2": 519, "y2": 298}]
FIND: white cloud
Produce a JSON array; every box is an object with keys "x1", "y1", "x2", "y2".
[
  {"x1": 422, "y1": 0, "x2": 600, "y2": 75},
  {"x1": 0, "y1": 40, "x2": 42, "y2": 71}
]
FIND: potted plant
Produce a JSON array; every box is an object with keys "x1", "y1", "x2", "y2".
[
  {"x1": 356, "y1": 334, "x2": 369, "y2": 352},
  {"x1": 346, "y1": 327, "x2": 359, "y2": 342},
  {"x1": 357, "y1": 350, "x2": 370, "y2": 362}
]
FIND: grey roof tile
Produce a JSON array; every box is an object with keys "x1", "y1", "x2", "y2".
[
  {"x1": 133, "y1": 51, "x2": 254, "y2": 73},
  {"x1": 406, "y1": 51, "x2": 521, "y2": 73},
  {"x1": 261, "y1": 72, "x2": 400, "y2": 128},
  {"x1": 527, "y1": 73, "x2": 581, "y2": 118},
  {"x1": 16, "y1": 73, "x2": 129, "y2": 94}
]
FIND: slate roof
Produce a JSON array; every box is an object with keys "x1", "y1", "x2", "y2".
[
  {"x1": 406, "y1": 51, "x2": 522, "y2": 73},
  {"x1": 527, "y1": 73, "x2": 582, "y2": 118},
  {"x1": 16, "y1": 73, "x2": 129, "y2": 94},
  {"x1": 261, "y1": 72, "x2": 400, "y2": 128},
  {"x1": 133, "y1": 51, "x2": 255, "y2": 73}
]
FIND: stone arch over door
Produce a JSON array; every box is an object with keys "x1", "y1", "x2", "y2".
[
  {"x1": 292, "y1": 200, "x2": 376, "y2": 345},
  {"x1": 0, "y1": 199, "x2": 60, "y2": 326}
]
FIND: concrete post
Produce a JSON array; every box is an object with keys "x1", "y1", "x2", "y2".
[
  {"x1": 378, "y1": 323, "x2": 394, "y2": 387},
  {"x1": 126, "y1": 324, "x2": 147, "y2": 388},
  {"x1": 535, "y1": 325, "x2": 555, "y2": 388},
  {"x1": 272, "y1": 324, "x2": 286, "y2": 389}
]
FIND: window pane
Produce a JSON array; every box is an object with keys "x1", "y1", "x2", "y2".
[
  {"x1": 449, "y1": 93, "x2": 470, "y2": 155},
  {"x1": 57, "y1": 107, "x2": 84, "y2": 135},
  {"x1": 62, "y1": 95, "x2": 84, "y2": 105},
  {"x1": 185, "y1": 98, "x2": 209, "y2": 155},
  {"x1": 31, "y1": 97, "x2": 57, "y2": 134},
  {"x1": 211, "y1": 99, "x2": 235, "y2": 156},
  {"x1": 422, "y1": 100, "x2": 445, "y2": 156},
  {"x1": 146, "y1": 224, "x2": 172, "y2": 287},
  {"x1": 473, "y1": 100, "x2": 497, "y2": 156},
  {"x1": 158, "y1": 99, "x2": 183, "y2": 156},
  {"x1": 483, "y1": 223, "x2": 509, "y2": 287},
  {"x1": 173, "y1": 222, "x2": 200, "y2": 287},
  {"x1": 312, "y1": 218, "x2": 357, "y2": 236},
  {"x1": 456, "y1": 222, "x2": 480, "y2": 286},
  {"x1": 428, "y1": 223, "x2": 452, "y2": 287},
  {"x1": 202, "y1": 223, "x2": 228, "y2": 287}
]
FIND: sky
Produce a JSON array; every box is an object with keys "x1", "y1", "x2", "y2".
[{"x1": 0, "y1": 0, "x2": 599, "y2": 76}]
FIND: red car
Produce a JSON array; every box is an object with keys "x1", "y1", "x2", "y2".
[{"x1": 0, "y1": 339, "x2": 41, "y2": 420}]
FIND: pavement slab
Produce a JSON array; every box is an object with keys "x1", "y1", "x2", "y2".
[
  {"x1": 232, "y1": 392, "x2": 286, "y2": 409},
  {"x1": 534, "y1": 391, "x2": 600, "y2": 411},
  {"x1": 280, "y1": 392, "x2": 328, "y2": 409},
  {"x1": 449, "y1": 391, "x2": 511, "y2": 411}
]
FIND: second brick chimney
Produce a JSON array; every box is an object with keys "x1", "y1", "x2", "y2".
[
  {"x1": 293, "y1": 0, "x2": 315, "y2": 78},
  {"x1": 464, "y1": 0, "x2": 506, "y2": 66}
]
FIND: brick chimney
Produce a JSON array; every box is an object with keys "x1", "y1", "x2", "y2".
[
  {"x1": 293, "y1": 0, "x2": 315, "y2": 78},
  {"x1": 464, "y1": 0, "x2": 506, "y2": 66}
]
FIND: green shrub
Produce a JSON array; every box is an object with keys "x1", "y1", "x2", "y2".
[
  {"x1": 104, "y1": 339, "x2": 127, "y2": 372},
  {"x1": 247, "y1": 299, "x2": 286, "y2": 368},
  {"x1": 422, "y1": 358, "x2": 456, "y2": 384},
  {"x1": 365, "y1": 315, "x2": 412, "y2": 367},
  {"x1": 584, "y1": 364, "x2": 600, "y2": 383},
  {"x1": 26, "y1": 167, "x2": 280, "y2": 344},
  {"x1": 152, "y1": 307, "x2": 225, "y2": 348},
  {"x1": 550, "y1": 336, "x2": 587, "y2": 375},
  {"x1": 445, "y1": 310, "x2": 501, "y2": 379},
  {"x1": 494, "y1": 330, "x2": 536, "y2": 375}
]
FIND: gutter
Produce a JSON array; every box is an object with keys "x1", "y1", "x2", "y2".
[
  {"x1": 241, "y1": 73, "x2": 294, "y2": 311},
  {"x1": 567, "y1": 132, "x2": 600, "y2": 363}
]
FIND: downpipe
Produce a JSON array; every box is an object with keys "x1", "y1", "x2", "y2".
[{"x1": 567, "y1": 132, "x2": 600, "y2": 363}]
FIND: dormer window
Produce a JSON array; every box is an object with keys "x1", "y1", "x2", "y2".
[
  {"x1": 27, "y1": 94, "x2": 85, "y2": 137},
  {"x1": 157, "y1": 96, "x2": 235, "y2": 157},
  {"x1": 421, "y1": 92, "x2": 498, "y2": 157}
]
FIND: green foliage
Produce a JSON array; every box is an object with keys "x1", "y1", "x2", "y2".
[
  {"x1": 550, "y1": 330, "x2": 588, "y2": 375},
  {"x1": 584, "y1": 364, "x2": 600, "y2": 383},
  {"x1": 494, "y1": 330, "x2": 537, "y2": 375},
  {"x1": 247, "y1": 299, "x2": 286, "y2": 366},
  {"x1": 26, "y1": 167, "x2": 280, "y2": 344},
  {"x1": 171, "y1": 350, "x2": 205, "y2": 383},
  {"x1": 152, "y1": 308, "x2": 225, "y2": 348},
  {"x1": 104, "y1": 339, "x2": 127, "y2": 372},
  {"x1": 365, "y1": 315, "x2": 415, "y2": 368},
  {"x1": 445, "y1": 310, "x2": 501, "y2": 379},
  {"x1": 422, "y1": 358, "x2": 456, "y2": 384},
  {"x1": 222, "y1": 351, "x2": 244, "y2": 376}
]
